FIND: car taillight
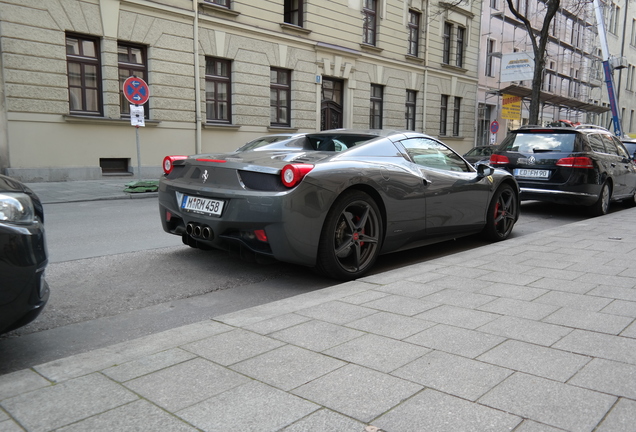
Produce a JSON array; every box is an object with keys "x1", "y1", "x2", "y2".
[
  {"x1": 489, "y1": 154, "x2": 510, "y2": 165},
  {"x1": 281, "y1": 164, "x2": 314, "y2": 188},
  {"x1": 163, "y1": 155, "x2": 187, "y2": 175},
  {"x1": 556, "y1": 157, "x2": 593, "y2": 168}
]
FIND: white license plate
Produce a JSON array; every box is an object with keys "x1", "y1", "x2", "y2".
[
  {"x1": 181, "y1": 195, "x2": 224, "y2": 216},
  {"x1": 514, "y1": 169, "x2": 550, "y2": 179}
]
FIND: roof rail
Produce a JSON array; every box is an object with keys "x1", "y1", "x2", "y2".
[{"x1": 574, "y1": 124, "x2": 610, "y2": 131}]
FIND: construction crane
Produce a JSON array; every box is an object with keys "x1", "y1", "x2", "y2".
[{"x1": 593, "y1": 0, "x2": 623, "y2": 137}]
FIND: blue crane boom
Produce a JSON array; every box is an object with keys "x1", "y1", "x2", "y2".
[{"x1": 593, "y1": 0, "x2": 622, "y2": 136}]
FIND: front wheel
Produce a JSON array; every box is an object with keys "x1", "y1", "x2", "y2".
[
  {"x1": 483, "y1": 184, "x2": 518, "y2": 241},
  {"x1": 316, "y1": 190, "x2": 383, "y2": 281}
]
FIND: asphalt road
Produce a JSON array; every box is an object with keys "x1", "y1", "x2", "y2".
[{"x1": 0, "y1": 198, "x2": 605, "y2": 374}]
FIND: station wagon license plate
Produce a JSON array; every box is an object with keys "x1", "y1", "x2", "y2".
[
  {"x1": 514, "y1": 168, "x2": 550, "y2": 179},
  {"x1": 181, "y1": 195, "x2": 224, "y2": 216}
]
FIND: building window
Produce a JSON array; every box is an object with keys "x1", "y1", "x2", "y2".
[
  {"x1": 408, "y1": 10, "x2": 420, "y2": 56},
  {"x1": 443, "y1": 22, "x2": 452, "y2": 64},
  {"x1": 66, "y1": 34, "x2": 101, "y2": 115},
  {"x1": 370, "y1": 84, "x2": 383, "y2": 129},
  {"x1": 284, "y1": 0, "x2": 303, "y2": 27},
  {"x1": 455, "y1": 26, "x2": 465, "y2": 68},
  {"x1": 453, "y1": 97, "x2": 461, "y2": 136},
  {"x1": 118, "y1": 43, "x2": 147, "y2": 116},
  {"x1": 485, "y1": 39, "x2": 495, "y2": 77},
  {"x1": 490, "y1": 0, "x2": 497, "y2": 9},
  {"x1": 609, "y1": 3, "x2": 620, "y2": 34},
  {"x1": 270, "y1": 68, "x2": 291, "y2": 126},
  {"x1": 205, "y1": 57, "x2": 231, "y2": 123},
  {"x1": 406, "y1": 90, "x2": 416, "y2": 130},
  {"x1": 440, "y1": 95, "x2": 448, "y2": 135},
  {"x1": 631, "y1": 19, "x2": 636, "y2": 46},
  {"x1": 205, "y1": 0, "x2": 229, "y2": 7},
  {"x1": 363, "y1": 0, "x2": 377, "y2": 46}
]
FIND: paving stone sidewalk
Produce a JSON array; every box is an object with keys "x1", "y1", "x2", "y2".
[{"x1": 2, "y1": 185, "x2": 635, "y2": 431}]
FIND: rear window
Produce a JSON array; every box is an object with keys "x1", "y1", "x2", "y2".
[{"x1": 500, "y1": 132, "x2": 576, "y2": 153}]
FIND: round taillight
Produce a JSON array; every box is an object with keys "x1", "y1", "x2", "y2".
[
  {"x1": 281, "y1": 164, "x2": 314, "y2": 188},
  {"x1": 163, "y1": 155, "x2": 187, "y2": 175}
]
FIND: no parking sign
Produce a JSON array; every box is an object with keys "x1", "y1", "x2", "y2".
[{"x1": 123, "y1": 76, "x2": 149, "y2": 105}]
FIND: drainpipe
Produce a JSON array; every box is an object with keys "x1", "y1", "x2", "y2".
[
  {"x1": 193, "y1": 2, "x2": 202, "y2": 154},
  {"x1": 422, "y1": 0, "x2": 430, "y2": 132}
]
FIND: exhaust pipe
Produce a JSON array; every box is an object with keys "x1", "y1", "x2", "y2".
[
  {"x1": 186, "y1": 223, "x2": 196, "y2": 235},
  {"x1": 202, "y1": 226, "x2": 213, "y2": 240},
  {"x1": 193, "y1": 224, "x2": 202, "y2": 237}
]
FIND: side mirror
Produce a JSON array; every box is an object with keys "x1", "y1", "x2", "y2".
[{"x1": 476, "y1": 163, "x2": 495, "y2": 177}]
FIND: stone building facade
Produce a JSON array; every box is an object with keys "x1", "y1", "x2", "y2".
[{"x1": 0, "y1": 0, "x2": 482, "y2": 181}]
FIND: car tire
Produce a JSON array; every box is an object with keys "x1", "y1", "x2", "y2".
[
  {"x1": 482, "y1": 183, "x2": 518, "y2": 241},
  {"x1": 316, "y1": 190, "x2": 383, "y2": 281},
  {"x1": 589, "y1": 182, "x2": 611, "y2": 216}
]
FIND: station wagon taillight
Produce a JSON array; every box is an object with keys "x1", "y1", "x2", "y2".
[
  {"x1": 556, "y1": 157, "x2": 593, "y2": 168},
  {"x1": 489, "y1": 154, "x2": 510, "y2": 165},
  {"x1": 281, "y1": 164, "x2": 314, "y2": 188},
  {"x1": 163, "y1": 155, "x2": 187, "y2": 175}
]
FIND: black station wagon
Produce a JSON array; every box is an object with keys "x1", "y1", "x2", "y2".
[{"x1": 489, "y1": 125, "x2": 636, "y2": 216}]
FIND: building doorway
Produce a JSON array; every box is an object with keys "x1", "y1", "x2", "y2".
[{"x1": 321, "y1": 78, "x2": 343, "y2": 130}]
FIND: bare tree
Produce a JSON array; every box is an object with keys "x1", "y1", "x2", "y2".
[{"x1": 505, "y1": 0, "x2": 561, "y2": 124}]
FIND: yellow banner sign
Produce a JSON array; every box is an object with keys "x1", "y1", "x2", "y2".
[{"x1": 501, "y1": 94, "x2": 522, "y2": 120}]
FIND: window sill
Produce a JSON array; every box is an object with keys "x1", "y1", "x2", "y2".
[
  {"x1": 64, "y1": 114, "x2": 161, "y2": 126},
  {"x1": 198, "y1": 1, "x2": 240, "y2": 17},
  {"x1": 202, "y1": 122, "x2": 241, "y2": 130},
  {"x1": 405, "y1": 54, "x2": 424, "y2": 64},
  {"x1": 441, "y1": 63, "x2": 468, "y2": 73},
  {"x1": 360, "y1": 43, "x2": 383, "y2": 53},
  {"x1": 279, "y1": 23, "x2": 311, "y2": 35},
  {"x1": 267, "y1": 126, "x2": 298, "y2": 132}
]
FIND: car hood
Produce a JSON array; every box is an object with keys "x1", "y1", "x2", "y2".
[{"x1": 186, "y1": 149, "x2": 337, "y2": 171}]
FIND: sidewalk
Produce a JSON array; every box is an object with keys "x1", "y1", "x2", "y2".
[
  {"x1": 1, "y1": 181, "x2": 635, "y2": 431},
  {"x1": 25, "y1": 178, "x2": 158, "y2": 204}
]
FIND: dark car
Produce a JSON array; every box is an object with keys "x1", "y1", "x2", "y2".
[
  {"x1": 0, "y1": 174, "x2": 49, "y2": 335},
  {"x1": 489, "y1": 125, "x2": 636, "y2": 216},
  {"x1": 621, "y1": 137, "x2": 636, "y2": 160},
  {"x1": 159, "y1": 130, "x2": 519, "y2": 280},
  {"x1": 463, "y1": 145, "x2": 495, "y2": 165}
]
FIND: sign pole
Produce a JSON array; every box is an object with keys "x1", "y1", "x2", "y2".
[
  {"x1": 122, "y1": 75, "x2": 158, "y2": 193},
  {"x1": 135, "y1": 123, "x2": 142, "y2": 180}
]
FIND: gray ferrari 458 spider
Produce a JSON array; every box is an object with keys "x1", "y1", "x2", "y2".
[{"x1": 158, "y1": 129, "x2": 519, "y2": 280}]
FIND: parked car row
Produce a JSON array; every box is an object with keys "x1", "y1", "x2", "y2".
[{"x1": 489, "y1": 125, "x2": 636, "y2": 216}]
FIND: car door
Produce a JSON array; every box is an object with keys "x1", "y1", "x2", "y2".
[
  {"x1": 601, "y1": 134, "x2": 632, "y2": 198},
  {"x1": 398, "y1": 137, "x2": 492, "y2": 236}
]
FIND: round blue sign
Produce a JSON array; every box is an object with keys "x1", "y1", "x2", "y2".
[{"x1": 490, "y1": 120, "x2": 499, "y2": 134}]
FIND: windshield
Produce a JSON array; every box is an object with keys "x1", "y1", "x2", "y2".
[{"x1": 501, "y1": 132, "x2": 576, "y2": 153}]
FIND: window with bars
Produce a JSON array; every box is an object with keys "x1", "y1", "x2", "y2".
[
  {"x1": 118, "y1": 43, "x2": 147, "y2": 117},
  {"x1": 205, "y1": 0, "x2": 229, "y2": 7},
  {"x1": 452, "y1": 97, "x2": 461, "y2": 136},
  {"x1": 284, "y1": 0, "x2": 303, "y2": 27},
  {"x1": 408, "y1": 10, "x2": 420, "y2": 56},
  {"x1": 406, "y1": 90, "x2": 416, "y2": 131},
  {"x1": 370, "y1": 84, "x2": 383, "y2": 129},
  {"x1": 66, "y1": 34, "x2": 101, "y2": 115},
  {"x1": 443, "y1": 22, "x2": 466, "y2": 68},
  {"x1": 205, "y1": 57, "x2": 231, "y2": 123},
  {"x1": 440, "y1": 95, "x2": 448, "y2": 136},
  {"x1": 270, "y1": 68, "x2": 291, "y2": 126},
  {"x1": 362, "y1": 0, "x2": 377, "y2": 46},
  {"x1": 443, "y1": 22, "x2": 452, "y2": 64},
  {"x1": 455, "y1": 27, "x2": 465, "y2": 68}
]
